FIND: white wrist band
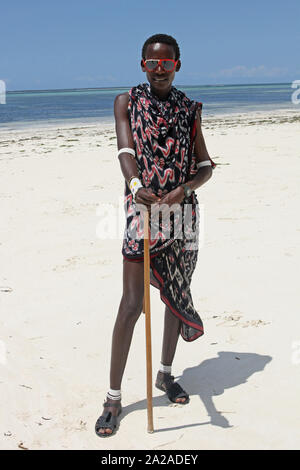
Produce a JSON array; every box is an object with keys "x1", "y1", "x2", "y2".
[
  {"x1": 160, "y1": 363, "x2": 172, "y2": 374},
  {"x1": 107, "y1": 388, "x2": 122, "y2": 401},
  {"x1": 129, "y1": 177, "x2": 143, "y2": 202},
  {"x1": 118, "y1": 147, "x2": 135, "y2": 158},
  {"x1": 197, "y1": 160, "x2": 212, "y2": 169}
]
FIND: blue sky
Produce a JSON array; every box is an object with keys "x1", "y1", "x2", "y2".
[{"x1": 1, "y1": 0, "x2": 300, "y2": 90}]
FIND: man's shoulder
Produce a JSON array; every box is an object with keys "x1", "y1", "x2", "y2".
[
  {"x1": 172, "y1": 86, "x2": 200, "y2": 111},
  {"x1": 114, "y1": 91, "x2": 130, "y2": 105},
  {"x1": 114, "y1": 92, "x2": 130, "y2": 115},
  {"x1": 114, "y1": 83, "x2": 144, "y2": 109},
  {"x1": 172, "y1": 85, "x2": 191, "y2": 103}
]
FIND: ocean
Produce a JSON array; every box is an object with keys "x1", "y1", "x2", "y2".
[{"x1": 0, "y1": 82, "x2": 297, "y2": 130}]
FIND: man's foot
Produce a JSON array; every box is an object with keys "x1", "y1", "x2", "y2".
[
  {"x1": 155, "y1": 371, "x2": 189, "y2": 404},
  {"x1": 95, "y1": 398, "x2": 122, "y2": 437}
]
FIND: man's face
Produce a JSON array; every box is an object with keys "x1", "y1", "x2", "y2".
[{"x1": 141, "y1": 43, "x2": 181, "y2": 95}]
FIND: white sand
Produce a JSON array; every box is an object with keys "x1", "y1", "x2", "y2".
[{"x1": 0, "y1": 109, "x2": 300, "y2": 450}]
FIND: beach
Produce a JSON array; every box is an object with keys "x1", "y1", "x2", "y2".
[{"x1": 1, "y1": 108, "x2": 300, "y2": 450}]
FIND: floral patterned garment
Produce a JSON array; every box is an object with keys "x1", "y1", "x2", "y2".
[{"x1": 122, "y1": 82, "x2": 208, "y2": 341}]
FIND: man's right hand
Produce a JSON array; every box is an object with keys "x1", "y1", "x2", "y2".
[{"x1": 135, "y1": 187, "x2": 160, "y2": 209}]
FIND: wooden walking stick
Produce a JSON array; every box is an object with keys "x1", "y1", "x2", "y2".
[{"x1": 143, "y1": 208, "x2": 154, "y2": 433}]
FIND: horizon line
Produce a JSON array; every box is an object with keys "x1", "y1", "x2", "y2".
[{"x1": 6, "y1": 81, "x2": 292, "y2": 94}]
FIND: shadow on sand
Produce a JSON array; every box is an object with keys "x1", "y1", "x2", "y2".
[{"x1": 120, "y1": 351, "x2": 272, "y2": 432}]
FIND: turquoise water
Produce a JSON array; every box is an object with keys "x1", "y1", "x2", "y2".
[{"x1": 0, "y1": 83, "x2": 298, "y2": 129}]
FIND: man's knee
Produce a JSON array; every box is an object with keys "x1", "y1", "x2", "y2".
[{"x1": 119, "y1": 295, "x2": 143, "y2": 323}]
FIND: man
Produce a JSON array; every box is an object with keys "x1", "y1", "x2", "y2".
[{"x1": 95, "y1": 33, "x2": 213, "y2": 437}]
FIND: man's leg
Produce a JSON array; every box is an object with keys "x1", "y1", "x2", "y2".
[
  {"x1": 109, "y1": 259, "x2": 144, "y2": 388},
  {"x1": 97, "y1": 258, "x2": 144, "y2": 435},
  {"x1": 158, "y1": 306, "x2": 187, "y2": 403},
  {"x1": 161, "y1": 305, "x2": 181, "y2": 366}
]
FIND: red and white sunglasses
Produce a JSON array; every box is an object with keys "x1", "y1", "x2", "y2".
[{"x1": 142, "y1": 58, "x2": 178, "y2": 72}]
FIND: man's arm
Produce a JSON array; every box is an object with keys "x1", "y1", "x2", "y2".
[
  {"x1": 184, "y1": 110, "x2": 213, "y2": 192},
  {"x1": 114, "y1": 93, "x2": 159, "y2": 206},
  {"x1": 114, "y1": 93, "x2": 139, "y2": 184},
  {"x1": 157, "y1": 110, "x2": 213, "y2": 207}
]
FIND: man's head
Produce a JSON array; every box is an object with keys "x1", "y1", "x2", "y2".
[
  {"x1": 142, "y1": 33, "x2": 180, "y2": 61},
  {"x1": 141, "y1": 34, "x2": 181, "y2": 97}
]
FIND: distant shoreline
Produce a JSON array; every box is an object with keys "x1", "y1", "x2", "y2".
[
  {"x1": 1, "y1": 83, "x2": 298, "y2": 130},
  {"x1": 1, "y1": 107, "x2": 299, "y2": 133},
  {"x1": 5, "y1": 82, "x2": 292, "y2": 94}
]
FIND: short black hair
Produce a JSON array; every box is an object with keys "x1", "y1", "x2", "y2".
[{"x1": 142, "y1": 33, "x2": 180, "y2": 60}]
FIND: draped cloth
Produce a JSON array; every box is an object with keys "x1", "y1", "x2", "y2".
[{"x1": 122, "y1": 82, "x2": 208, "y2": 341}]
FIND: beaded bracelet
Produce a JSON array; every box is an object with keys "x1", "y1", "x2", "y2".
[{"x1": 129, "y1": 177, "x2": 143, "y2": 202}]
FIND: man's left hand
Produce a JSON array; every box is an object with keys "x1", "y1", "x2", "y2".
[{"x1": 158, "y1": 186, "x2": 185, "y2": 207}]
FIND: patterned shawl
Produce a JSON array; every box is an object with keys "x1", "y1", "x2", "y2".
[{"x1": 122, "y1": 82, "x2": 202, "y2": 259}]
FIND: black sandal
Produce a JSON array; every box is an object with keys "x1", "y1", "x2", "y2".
[
  {"x1": 155, "y1": 373, "x2": 190, "y2": 404},
  {"x1": 95, "y1": 401, "x2": 122, "y2": 438}
]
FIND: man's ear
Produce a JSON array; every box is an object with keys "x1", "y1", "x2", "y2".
[
  {"x1": 141, "y1": 59, "x2": 146, "y2": 72},
  {"x1": 176, "y1": 60, "x2": 181, "y2": 72}
]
